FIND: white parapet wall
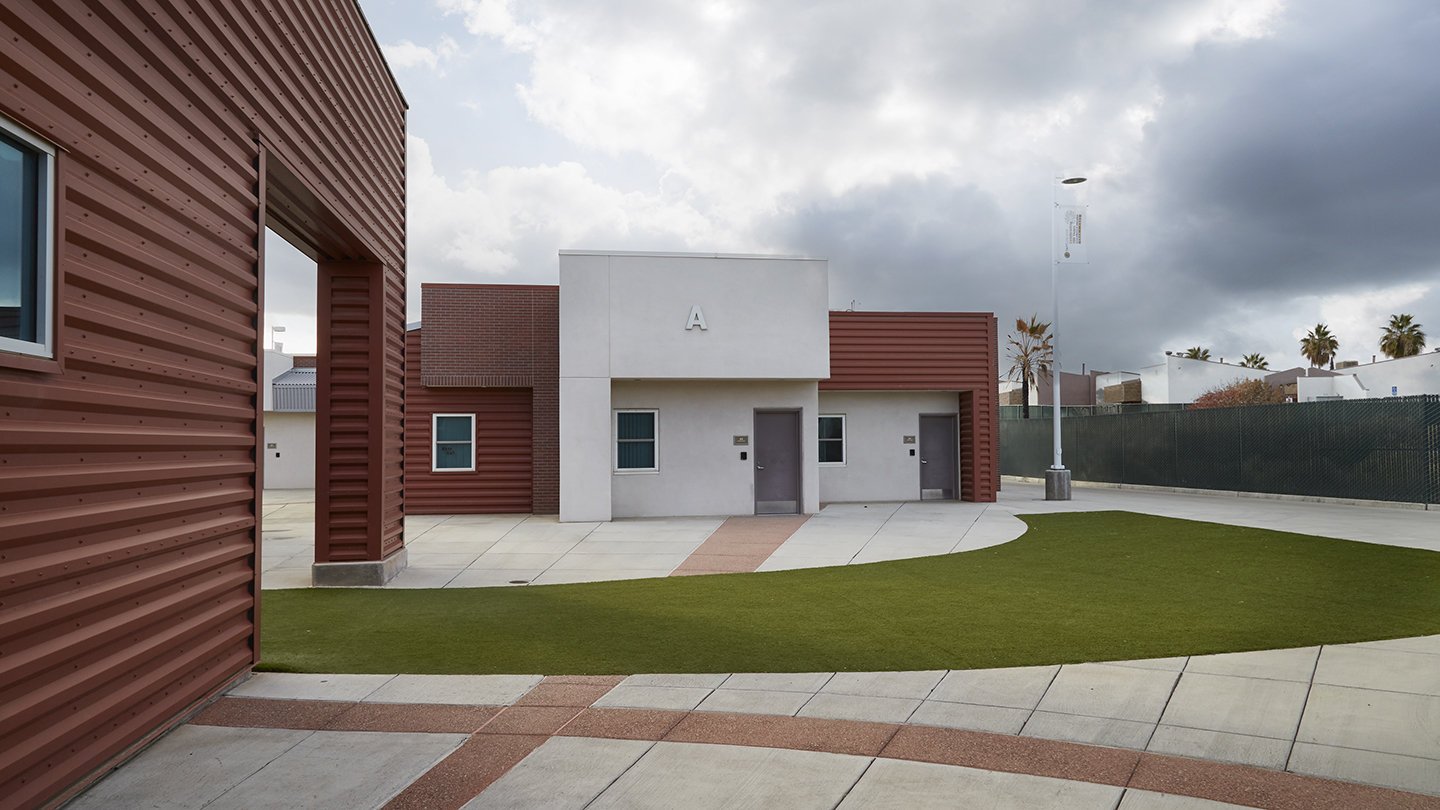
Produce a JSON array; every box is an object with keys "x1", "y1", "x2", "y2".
[
  {"x1": 559, "y1": 250, "x2": 830, "y2": 522},
  {"x1": 1333, "y1": 352, "x2": 1440, "y2": 398},
  {"x1": 817, "y1": 390, "x2": 959, "y2": 503}
]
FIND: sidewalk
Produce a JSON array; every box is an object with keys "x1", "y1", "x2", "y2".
[
  {"x1": 68, "y1": 634, "x2": 1440, "y2": 809},
  {"x1": 75, "y1": 485, "x2": 1440, "y2": 809}
]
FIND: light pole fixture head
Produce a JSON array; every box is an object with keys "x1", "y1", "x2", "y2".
[{"x1": 1060, "y1": 175, "x2": 1087, "y2": 185}]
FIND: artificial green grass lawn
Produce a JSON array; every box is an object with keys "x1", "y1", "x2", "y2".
[{"x1": 258, "y1": 511, "x2": 1440, "y2": 674}]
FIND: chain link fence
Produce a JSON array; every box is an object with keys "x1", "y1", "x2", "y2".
[{"x1": 1000, "y1": 396, "x2": 1440, "y2": 505}]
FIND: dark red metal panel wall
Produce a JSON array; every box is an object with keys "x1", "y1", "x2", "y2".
[
  {"x1": 405, "y1": 330, "x2": 533, "y2": 514},
  {"x1": 419, "y1": 284, "x2": 559, "y2": 513},
  {"x1": 822, "y1": 311, "x2": 999, "y2": 502},
  {"x1": 0, "y1": 1, "x2": 405, "y2": 808}
]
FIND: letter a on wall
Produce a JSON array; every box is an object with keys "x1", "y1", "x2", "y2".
[{"x1": 686, "y1": 305, "x2": 708, "y2": 331}]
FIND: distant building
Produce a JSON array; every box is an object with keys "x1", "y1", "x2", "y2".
[
  {"x1": 1303, "y1": 351, "x2": 1440, "y2": 400},
  {"x1": 1095, "y1": 355, "x2": 1268, "y2": 404},
  {"x1": 262, "y1": 349, "x2": 317, "y2": 489}
]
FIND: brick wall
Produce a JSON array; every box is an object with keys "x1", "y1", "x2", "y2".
[{"x1": 417, "y1": 285, "x2": 559, "y2": 514}]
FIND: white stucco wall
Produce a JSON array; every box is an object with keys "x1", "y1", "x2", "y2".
[
  {"x1": 262, "y1": 411, "x2": 314, "y2": 489},
  {"x1": 262, "y1": 349, "x2": 293, "y2": 412},
  {"x1": 816, "y1": 391, "x2": 959, "y2": 503},
  {"x1": 1334, "y1": 352, "x2": 1440, "y2": 398},
  {"x1": 559, "y1": 250, "x2": 829, "y2": 521},
  {"x1": 1135, "y1": 356, "x2": 1269, "y2": 404},
  {"x1": 610, "y1": 379, "x2": 820, "y2": 518},
  {"x1": 1296, "y1": 374, "x2": 1369, "y2": 401}
]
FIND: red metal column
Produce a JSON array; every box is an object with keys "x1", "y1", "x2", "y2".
[{"x1": 316, "y1": 260, "x2": 405, "y2": 564}]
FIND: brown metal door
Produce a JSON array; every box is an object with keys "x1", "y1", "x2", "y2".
[
  {"x1": 754, "y1": 410, "x2": 801, "y2": 514},
  {"x1": 919, "y1": 414, "x2": 958, "y2": 500}
]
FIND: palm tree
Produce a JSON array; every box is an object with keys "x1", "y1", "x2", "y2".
[
  {"x1": 1239, "y1": 353, "x2": 1268, "y2": 370},
  {"x1": 1300, "y1": 324, "x2": 1339, "y2": 368},
  {"x1": 1006, "y1": 315, "x2": 1052, "y2": 419},
  {"x1": 1183, "y1": 347, "x2": 1211, "y2": 360},
  {"x1": 1380, "y1": 314, "x2": 1426, "y2": 358}
]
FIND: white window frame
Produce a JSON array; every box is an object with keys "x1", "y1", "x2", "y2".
[
  {"x1": 432, "y1": 413, "x2": 476, "y2": 472},
  {"x1": 614, "y1": 409, "x2": 659, "y2": 473},
  {"x1": 818, "y1": 414, "x2": 846, "y2": 467},
  {"x1": 0, "y1": 112, "x2": 56, "y2": 360}
]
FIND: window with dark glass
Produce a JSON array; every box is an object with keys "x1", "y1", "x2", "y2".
[
  {"x1": 616, "y1": 411, "x2": 657, "y2": 470},
  {"x1": 0, "y1": 119, "x2": 54, "y2": 357},
  {"x1": 819, "y1": 415, "x2": 845, "y2": 464},
  {"x1": 433, "y1": 414, "x2": 475, "y2": 471}
]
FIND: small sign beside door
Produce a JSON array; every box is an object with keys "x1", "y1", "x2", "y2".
[
  {"x1": 733, "y1": 435, "x2": 749, "y2": 445},
  {"x1": 902, "y1": 435, "x2": 916, "y2": 444}
]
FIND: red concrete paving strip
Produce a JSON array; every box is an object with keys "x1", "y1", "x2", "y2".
[
  {"x1": 664, "y1": 712, "x2": 900, "y2": 757},
  {"x1": 514, "y1": 677, "x2": 626, "y2": 707},
  {"x1": 190, "y1": 697, "x2": 353, "y2": 730},
  {"x1": 477, "y1": 706, "x2": 584, "y2": 736},
  {"x1": 1130, "y1": 752, "x2": 1440, "y2": 810},
  {"x1": 554, "y1": 708, "x2": 689, "y2": 741},
  {"x1": 328, "y1": 703, "x2": 502, "y2": 734},
  {"x1": 381, "y1": 733, "x2": 548, "y2": 810},
  {"x1": 669, "y1": 515, "x2": 810, "y2": 576},
  {"x1": 881, "y1": 724, "x2": 1140, "y2": 787}
]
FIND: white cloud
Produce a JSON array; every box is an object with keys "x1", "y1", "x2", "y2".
[{"x1": 381, "y1": 36, "x2": 460, "y2": 73}]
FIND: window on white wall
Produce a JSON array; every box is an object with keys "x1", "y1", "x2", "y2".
[
  {"x1": 0, "y1": 113, "x2": 56, "y2": 359},
  {"x1": 433, "y1": 413, "x2": 475, "y2": 471},
  {"x1": 819, "y1": 414, "x2": 845, "y2": 465},
  {"x1": 615, "y1": 410, "x2": 658, "y2": 471}
]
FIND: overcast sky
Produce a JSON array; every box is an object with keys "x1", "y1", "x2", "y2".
[{"x1": 263, "y1": 0, "x2": 1440, "y2": 376}]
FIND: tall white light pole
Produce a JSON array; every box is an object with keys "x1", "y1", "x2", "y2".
[{"x1": 1047, "y1": 173, "x2": 1087, "y2": 501}]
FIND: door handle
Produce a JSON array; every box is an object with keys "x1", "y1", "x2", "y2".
[
  {"x1": 920, "y1": 459, "x2": 928, "y2": 464},
  {"x1": 757, "y1": 465, "x2": 765, "y2": 470}
]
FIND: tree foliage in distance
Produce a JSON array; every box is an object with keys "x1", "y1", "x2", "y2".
[
  {"x1": 1183, "y1": 347, "x2": 1211, "y2": 360},
  {"x1": 1380, "y1": 314, "x2": 1426, "y2": 359},
  {"x1": 1239, "y1": 353, "x2": 1269, "y2": 369},
  {"x1": 1006, "y1": 315, "x2": 1052, "y2": 419},
  {"x1": 1300, "y1": 324, "x2": 1338, "y2": 368},
  {"x1": 1191, "y1": 378, "x2": 1287, "y2": 409}
]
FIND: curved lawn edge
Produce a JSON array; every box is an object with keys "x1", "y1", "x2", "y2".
[{"x1": 257, "y1": 511, "x2": 1440, "y2": 675}]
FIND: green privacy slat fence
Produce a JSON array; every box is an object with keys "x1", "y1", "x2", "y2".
[{"x1": 999, "y1": 396, "x2": 1440, "y2": 504}]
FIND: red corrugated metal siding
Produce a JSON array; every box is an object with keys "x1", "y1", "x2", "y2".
[
  {"x1": 0, "y1": 1, "x2": 405, "y2": 808},
  {"x1": 822, "y1": 311, "x2": 998, "y2": 502},
  {"x1": 405, "y1": 331, "x2": 533, "y2": 513}
]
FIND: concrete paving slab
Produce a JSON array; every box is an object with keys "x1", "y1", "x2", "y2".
[
  {"x1": 836, "y1": 756, "x2": 1124, "y2": 810},
  {"x1": 1295, "y1": 683, "x2": 1440, "y2": 759},
  {"x1": 259, "y1": 568, "x2": 313, "y2": 589},
  {"x1": 755, "y1": 555, "x2": 854, "y2": 571},
  {"x1": 928, "y1": 665, "x2": 1059, "y2": 709},
  {"x1": 1145, "y1": 724, "x2": 1292, "y2": 770},
  {"x1": 588, "y1": 741, "x2": 870, "y2": 810},
  {"x1": 405, "y1": 551, "x2": 485, "y2": 568},
  {"x1": 384, "y1": 567, "x2": 463, "y2": 589},
  {"x1": 1034, "y1": 664, "x2": 1180, "y2": 724},
  {"x1": 1118, "y1": 790, "x2": 1255, "y2": 810},
  {"x1": 230, "y1": 673, "x2": 395, "y2": 702},
  {"x1": 529, "y1": 568, "x2": 673, "y2": 585},
  {"x1": 461, "y1": 736, "x2": 655, "y2": 810},
  {"x1": 447, "y1": 568, "x2": 546, "y2": 587},
  {"x1": 1184, "y1": 646, "x2": 1320, "y2": 682},
  {"x1": 720, "y1": 672, "x2": 834, "y2": 692},
  {"x1": 908, "y1": 700, "x2": 1032, "y2": 734},
  {"x1": 1346, "y1": 634, "x2": 1440, "y2": 656},
  {"x1": 66, "y1": 725, "x2": 310, "y2": 810},
  {"x1": 593, "y1": 685, "x2": 715, "y2": 711},
  {"x1": 484, "y1": 539, "x2": 584, "y2": 555},
  {"x1": 544, "y1": 552, "x2": 690, "y2": 570},
  {"x1": 797, "y1": 692, "x2": 921, "y2": 723},
  {"x1": 1160, "y1": 672, "x2": 1310, "y2": 740},
  {"x1": 694, "y1": 688, "x2": 812, "y2": 716},
  {"x1": 363, "y1": 674, "x2": 544, "y2": 705},
  {"x1": 821, "y1": 670, "x2": 946, "y2": 699},
  {"x1": 203, "y1": 730, "x2": 466, "y2": 810},
  {"x1": 565, "y1": 540, "x2": 705, "y2": 555},
  {"x1": 1021, "y1": 710, "x2": 1157, "y2": 750},
  {"x1": 467, "y1": 552, "x2": 567, "y2": 569},
  {"x1": 1313, "y1": 645, "x2": 1440, "y2": 695},
  {"x1": 1103, "y1": 657, "x2": 1190, "y2": 672},
  {"x1": 623, "y1": 674, "x2": 729, "y2": 688},
  {"x1": 1287, "y1": 741, "x2": 1440, "y2": 796}
]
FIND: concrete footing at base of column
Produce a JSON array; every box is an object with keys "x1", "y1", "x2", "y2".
[
  {"x1": 312, "y1": 548, "x2": 408, "y2": 587},
  {"x1": 1045, "y1": 468, "x2": 1072, "y2": 501}
]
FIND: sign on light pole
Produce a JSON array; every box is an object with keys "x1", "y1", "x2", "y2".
[{"x1": 1048, "y1": 175, "x2": 1088, "y2": 501}]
